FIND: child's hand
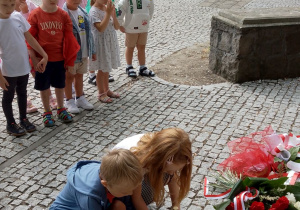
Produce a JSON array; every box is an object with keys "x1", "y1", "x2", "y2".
[
  {"x1": 0, "y1": 76, "x2": 9, "y2": 91},
  {"x1": 19, "y1": 1, "x2": 29, "y2": 14},
  {"x1": 106, "y1": 0, "x2": 114, "y2": 15},
  {"x1": 36, "y1": 57, "x2": 47, "y2": 73},
  {"x1": 92, "y1": 54, "x2": 97, "y2": 61},
  {"x1": 120, "y1": 26, "x2": 125, "y2": 33},
  {"x1": 111, "y1": 5, "x2": 116, "y2": 18},
  {"x1": 66, "y1": 66, "x2": 74, "y2": 72}
]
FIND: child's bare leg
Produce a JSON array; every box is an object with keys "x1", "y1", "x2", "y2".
[
  {"x1": 96, "y1": 71, "x2": 109, "y2": 94},
  {"x1": 125, "y1": 46, "x2": 135, "y2": 65},
  {"x1": 137, "y1": 44, "x2": 155, "y2": 76},
  {"x1": 74, "y1": 74, "x2": 83, "y2": 97},
  {"x1": 40, "y1": 89, "x2": 51, "y2": 111},
  {"x1": 110, "y1": 200, "x2": 126, "y2": 210},
  {"x1": 96, "y1": 71, "x2": 112, "y2": 103},
  {"x1": 55, "y1": 88, "x2": 65, "y2": 108},
  {"x1": 65, "y1": 71, "x2": 75, "y2": 100},
  {"x1": 137, "y1": 44, "x2": 146, "y2": 66}
]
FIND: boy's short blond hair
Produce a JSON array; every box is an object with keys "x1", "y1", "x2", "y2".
[{"x1": 100, "y1": 149, "x2": 143, "y2": 187}]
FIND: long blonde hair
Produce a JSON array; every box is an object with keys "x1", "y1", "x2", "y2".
[{"x1": 131, "y1": 128, "x2": 192, "y2": 205}]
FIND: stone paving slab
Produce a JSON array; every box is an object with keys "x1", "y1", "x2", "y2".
[{"x1": 0, "y1": 0, "x2": 300, "y2": 209}]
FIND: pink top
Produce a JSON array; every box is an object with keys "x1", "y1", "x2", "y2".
[{"x1": 57, "y1": 0, "x2": 88, "y2": 9}]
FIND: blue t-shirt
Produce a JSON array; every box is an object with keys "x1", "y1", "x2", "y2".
[{"x1": 50, "y1": 161, "x2": 110, "y2": 210}]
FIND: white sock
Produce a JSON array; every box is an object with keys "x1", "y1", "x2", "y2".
[
  {"x1": 89, "y1": 72, "x2": 96, "y2": 78},
  {"x1": 127, "y1": 64, "x2": 133, "y2": 68}
]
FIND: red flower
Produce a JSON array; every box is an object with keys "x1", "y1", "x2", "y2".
[
  {"x1": 270, "y1": 196, "x2": 289, "y2": 210},
  {"x1": 225, "y1": 202, "x2": 234, "y2": 210},
  {"x1": 250, "y1": 201, "x2": 265, "y2": 210}
]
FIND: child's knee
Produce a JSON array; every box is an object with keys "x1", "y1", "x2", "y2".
[{"x1": 110, "y1": 199, "x2": 126, "y2": 210}]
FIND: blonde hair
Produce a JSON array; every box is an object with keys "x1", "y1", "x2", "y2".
[
  {"x1": 131, "y1": 128, "x2": 192, "y2": 205},
  {"x1": 100, "y1": 149, "x2": 143, "y2": 187}
]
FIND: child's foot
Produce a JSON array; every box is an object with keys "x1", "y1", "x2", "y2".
[
  {"x1": 107, "y1": 90, "x2": 120, "y2": 98},
  {"x1": 65, "y1": 99, "x2": 80, "y2": 114},
  {"x1": 43, "y1": 111, "x2": 55, "y2": 127},
  {"x1": 139, "y1": 67, "x2": 155, "y2": 77},
  {"x1": 126, "y1": 66, "x2": 137, "y2": 78},
  {"x1": 98, "y1": 93, "x2": 113, "y2": 103},
  {"x1": 57, "y1": 107, "x2": 73, "y2": 123},
  {"x1": 88, "y1": 75, "x2": 97, "y2": 86},
  {"x1": 26, "y1": 98, "x2": 38, "y2": 114},
  {"x1": 76, "y1": 95, "x2": 94, "y2": 110},
  {"x1": 20, "y1": 118, "x2": 36, "y2": 132},
  {"x1": 7, "y1": 122, "x2": 26, "y2": 136},
  {"x1": 49, "y1": 95, "x2": 57, "y2": 110},
  {"x1": 109, "y1": 74, "x2": 115, "y2": 82}
]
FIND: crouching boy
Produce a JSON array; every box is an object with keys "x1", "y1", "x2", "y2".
[{"x1": 50, "y1": 149, "x2": 143, "y2": 209}]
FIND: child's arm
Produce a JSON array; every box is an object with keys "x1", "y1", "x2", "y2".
[
  {"x1": 0, "y1": 71, "x2": 9, "y2": 91},
  {"x1": 24, "y1": 31, "x2": 48, "y2": 73},
  {"x1": 111, "y1": 4, "x2": 120, "y2": 30},
  {"x1": 168, "y1": 175, "x2": 181, "y2": 210},
  {"x1": 131, "y1": 184, "x2": 148, "y2": 210},
  {"x1": 93, "y1": 0, "x2": 114, "y2": 32}
]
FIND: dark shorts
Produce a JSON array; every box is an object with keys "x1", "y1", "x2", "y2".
[{"x1": 34, "y1": 61, "x2": 65, "y2": 91}]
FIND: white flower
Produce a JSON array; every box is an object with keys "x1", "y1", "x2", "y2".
[
  {"x1": 286, "y1": 192, "x2": 296, "y2": 204},
  {"x1": 294, "y1": 202, "x2": 300, "y2": 210}
]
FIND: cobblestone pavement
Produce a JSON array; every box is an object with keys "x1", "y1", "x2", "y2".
[{"x1": 1, "y1": 0, "x2": 300, "y2": 209}]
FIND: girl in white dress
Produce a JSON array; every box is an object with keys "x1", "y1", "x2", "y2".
[{"x1": 89, "y1": 0, "x2": 120, "y2": 103}]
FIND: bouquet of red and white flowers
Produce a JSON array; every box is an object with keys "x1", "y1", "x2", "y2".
[{"x1": 204, "y1": 126, "x2": 300, "y2": 210}]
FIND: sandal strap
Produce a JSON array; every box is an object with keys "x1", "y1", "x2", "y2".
[
  {"x1": 58, "y1": 108, "x2": 72, "y2": 120},
  {"x1": 43, "y1": 111, "x2": 53, "y2": 117},
  {"x1": 98, "y1": 91, "x2": 108, "y2": 98}
]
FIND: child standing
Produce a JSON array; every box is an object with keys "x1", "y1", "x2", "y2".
[
  {"x1": 27, "y1": 0, "x2": 79, "y2": 126},
  {"x1": 62, "y1": 0, "x2": 95, "y2": 114},
  {"x1": 0, "y1": 0, "x2": 48, "y2": 136},
  {"x1": 117, "y1": 0, "x2": 155, "y2": 78},
  {"x1": 113, "y1": 128, "x2": 192, "y2": 210},
  {"x1": 89, "y1": 0, "x2": 120, "y2": 103},
  {"x1": 50, "y1": 149, "x2": 143, "y2": 210},
  {"x1": 14, "y1": 0, "x2": 58, "y2": 114}
]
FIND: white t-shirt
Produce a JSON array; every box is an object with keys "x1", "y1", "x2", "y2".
[
  {"x1": 113, "y1": 134, "x2": 144, "y2": 150},
  {"x1": 0, "y1": 12, "x2": 31, "y2": 77},
  {"x1": 69, "y1": 9, "x2": 88, "y2": 58}
]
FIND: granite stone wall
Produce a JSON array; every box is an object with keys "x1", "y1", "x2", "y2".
[{"x1": 209, "y1": 10, "x2": 300, "y2": 83}]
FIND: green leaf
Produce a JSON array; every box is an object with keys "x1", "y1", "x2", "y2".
[
  {"x1": 289, "y1": 147, "x2": 299, "y2": 161},
  {"x1": 294, "y1": 159, "x2": 300, "y2": 163},
  {"x1": 287, "y1": 204, "x2": 298, "y2": 210},
  {"x1": 214, "y1": 200, "x2": 231, "y2": 210},
  {"x1": 284, "y1": 185, "x2": 300, "y2": 200},
  {"x1": 228, "y1": 179, "x2": 245, "y2": 200},
  {"x1": 274, "y1": 157, "x2": 283, "y2": 162},
  {"x1": 260, "y1": 177, "x2": 288, "y2": 189}
]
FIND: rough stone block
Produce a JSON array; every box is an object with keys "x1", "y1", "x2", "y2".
[{"x1": 210, "y1": 7, "x2": 300, "y2": 82}]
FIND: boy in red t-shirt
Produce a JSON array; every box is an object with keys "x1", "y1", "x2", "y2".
[{"x1": 27, "y1": 0, "x2": 79, "y2": 127}]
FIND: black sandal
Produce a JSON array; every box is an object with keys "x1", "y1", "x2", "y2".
[
  {"x1": 126, "y1": 67, "x2": 137, "y2": 78},
  {"x1": 88, "y1": 75, "x2": 97, "y2": 86},
  {"x1": 139, "y1": 67, "x2": 155, "y2": 77}
]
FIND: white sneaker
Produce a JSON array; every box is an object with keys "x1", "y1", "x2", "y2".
[
  {"x1": 65, "y1": 99, "x2": 80, "y2": 114},
  {"x1": 76, "y1": 95, "x2": 93, "y2": 110}
]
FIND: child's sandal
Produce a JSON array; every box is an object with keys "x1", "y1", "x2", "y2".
[
  {"x1": 107, "y1": 90, "x2": 120, "y2": 98},
  {"x1": 98, "y1": 92, "x2": 113, "y2": 103}
]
